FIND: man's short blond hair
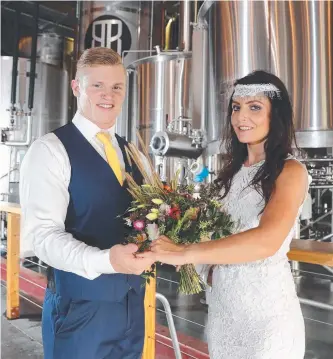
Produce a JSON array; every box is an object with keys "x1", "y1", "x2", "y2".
[{"x1": 76, "y1": 47, "x2": 124, "y2": 78}]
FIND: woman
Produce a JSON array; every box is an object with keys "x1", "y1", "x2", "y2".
[{"x1": 142, "y1": 70, "x2": 309, "y2": 358}]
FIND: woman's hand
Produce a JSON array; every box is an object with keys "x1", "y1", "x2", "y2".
[{"x1": 139, "y1": 235, "x2": 189, "y2": 266}]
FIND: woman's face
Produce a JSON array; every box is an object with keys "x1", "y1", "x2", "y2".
[{"x1": 231, "y1": 95, "x2": 271, "y2": 144}]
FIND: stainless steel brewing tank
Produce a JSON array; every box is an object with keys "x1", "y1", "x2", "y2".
[
  {"x1": 198, "y1": 0, "x2": 333, "y2": 148},
  {"x1": 125, "y1": 53, "x2": 192, "y2": 150},
  {"x1": 0, "y1": 57, "x2": 68, "y2": 141},
  {"x1": 0, "y1": 57, "x2": 69, "y2": 202},
  {"x1": 79, "y1": 1, "x2": 153, "y2": 67}
]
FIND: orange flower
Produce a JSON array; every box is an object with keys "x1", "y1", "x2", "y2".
[
  {"x1": 136, "y1": 233, "x2": 147, "y2": 242},
  {"x1": 163, "y1": 184, "x2": 172, "y2": 193}
]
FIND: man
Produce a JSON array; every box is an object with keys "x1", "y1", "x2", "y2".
[{"x1": 20, "y1": 47, "x2": 154, "y2": 359}]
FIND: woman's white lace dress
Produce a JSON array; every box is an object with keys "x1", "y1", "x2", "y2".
[{"x1": 206, "y1": 160, "x2": 306, "y2": 359}]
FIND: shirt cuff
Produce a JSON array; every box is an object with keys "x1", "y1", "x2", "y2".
[{"x1": 91, "y1": 249, "x2": 117, "y2": 274}]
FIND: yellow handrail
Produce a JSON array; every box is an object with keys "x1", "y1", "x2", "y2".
[
  {"x1": 142, "y1": 272, "x2": 156, "y2": 358},
  {"x1": 0, "y1": 203, "x2": 21, "y2": 319}
]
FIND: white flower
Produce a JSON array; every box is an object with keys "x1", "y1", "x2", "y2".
[
  {"x1": 159, "y1": 203, "x2": 171, "y2": 214},
  {"x1": 146, "y1": 223, "x2": 160, "y2": 241},
  {"x1": 125, "y1": 218, "x2": 132, "y2": 226}
]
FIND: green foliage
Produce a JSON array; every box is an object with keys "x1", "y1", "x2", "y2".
[{"x1": 122, "y1": 141, "x2": 234, "y2": 294}]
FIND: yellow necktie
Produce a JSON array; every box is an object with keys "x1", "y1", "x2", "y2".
[{"x1": 96, "y1": 132, "x2": 123, "y2": 185}]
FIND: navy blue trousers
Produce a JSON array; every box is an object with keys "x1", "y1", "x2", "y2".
[{"x1": 42, "y1": 288, "x2": 145, "y2": 359}]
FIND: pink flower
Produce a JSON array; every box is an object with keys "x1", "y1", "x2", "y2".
[
  {"x1": 167, "y1": 206, "x2": 181, "y2": 220},
  {"x1": 133, "y1": 220, "x2": 145, "y2": 231}
]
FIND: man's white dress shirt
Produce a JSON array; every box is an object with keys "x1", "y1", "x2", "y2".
[{"x1": 20, "y1": 112, "x2": 141, "y2": 279}]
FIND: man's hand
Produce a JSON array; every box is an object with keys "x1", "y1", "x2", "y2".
[{"x1": 109, "y1": 244, "x2": 155, "y2": 275}]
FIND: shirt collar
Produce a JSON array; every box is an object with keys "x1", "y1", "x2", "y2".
[{"x1": 72, "y1": 112, "x2": 116, "y2": 142}]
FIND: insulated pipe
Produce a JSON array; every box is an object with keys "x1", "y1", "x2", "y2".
[
  {"x1": 28, "y1": 2, "x2": 39, "y2": 111},
  {"x1": 5, "y1": 5, "x2": 35, "y2": 147},
  {"x1": 10, "y1": 10, "x2": 20, "y2": 113},
  {"x1": 74, "y1": 1, "x2": 82, "y2": 61}
]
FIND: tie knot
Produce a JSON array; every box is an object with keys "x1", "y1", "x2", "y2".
[{"x1": 96, "y1": 131, "x2": 111, "y2": 145}]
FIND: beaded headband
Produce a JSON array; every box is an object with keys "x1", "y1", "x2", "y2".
[{"x1": 233, "y1": 83, "x2": 281, "y2": 99}]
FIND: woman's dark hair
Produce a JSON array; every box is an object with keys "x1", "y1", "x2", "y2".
[{"x1": 215, "y1": 70, "x2": 297, "y2": 209}]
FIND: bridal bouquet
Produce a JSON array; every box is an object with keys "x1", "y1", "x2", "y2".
[{"x1": 122, "y1": 137, "x2": 234, "y2": 295}]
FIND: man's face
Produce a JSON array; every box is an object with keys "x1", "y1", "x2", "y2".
[{"x1": 71, "y1": 64, "x2": 126, "y2": 129}]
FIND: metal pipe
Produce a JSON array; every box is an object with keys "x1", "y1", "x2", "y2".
[
  {"x1": 11, "y1": 10, "x2": 20, "y2": 111},
  {"x1": 178, "y1": 0, "x2": 194, "y2": 51},
  {"x1": 191, "y1": 6, "x2": 209, "y2": 132},
  {"x1": 300, "y1": 210, "x2": 333, "y2": 232},
  {"x1": 291, "y1": 220, "x2": 301, "y2": 278},
  {"x1": 28, "y1": 2, "x2": 39, "y2": 110},
  {"x1": 154, "y1": 156, "x2": 167, "y2": 183},
  {"x1": 323, "y1": 232, "x2": 333, "y2": 240},
  {"x1": 291, "y1": 261, "x2": 301, "y2": 278},
  {"x1": 299, "y1": 297, "x2": 333, "y2": 311},
  {"x1": 310, "y1": 185, "x2": 333, "y2": 189},
  {"x1": 74, "y1": 1, "x2": 82, "y2": 61},
  {"x1": 0, "y1": 212, "x2": 6, "y2": 241},
  {"x1": 196, "y1": 0, "x2": 211, "y2": 132},
  {"x1": 0, "y1": 169, "x2": 19, "y2": 181},
  {"x1": 323, "y1": 266, "x2": 333, "y2": 275},
  {"x1": 201, "y1": 25, "x2": 208, "y2": 132},
  {"x1": 164, "y1": 17, "x2": 176, "y2": 51},
  {"x1": 149, "y1": 1, "x2": 154, "y2": 56},
  {"x1": 121, "y1": 50, "x2": 157, "y2": 63},
  {"x1": 156, "y1": 293, "x2": 182, "y2": 359},
  {"x1": 300, "y1": 158, "x2": 333, "y2": 162},
  {"x1": 8, "y1": 147, "x2": 12, "y2": 192},
  {"x1": 197, "y1": 0, "x2": 215, "y2": 20},
  {"x1": 194, "y1": 0, "x2": 198, "y2": 23}
]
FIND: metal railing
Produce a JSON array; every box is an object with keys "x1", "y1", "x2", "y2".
[{"x1": 156, "y1": 292, "x2": 182, "y2": 359}]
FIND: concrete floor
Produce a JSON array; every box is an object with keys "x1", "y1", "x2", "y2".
[
  {"x1": 1, "y1": 285, "x2": 44, "y2": 358},
  {"x1": 1, "y1": 263, "x2": 333, "y2": 359}
]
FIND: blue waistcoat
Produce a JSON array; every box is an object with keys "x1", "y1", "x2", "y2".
[{"x1": 52, "y1": 123, "x2": 144, "y2": 302}]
